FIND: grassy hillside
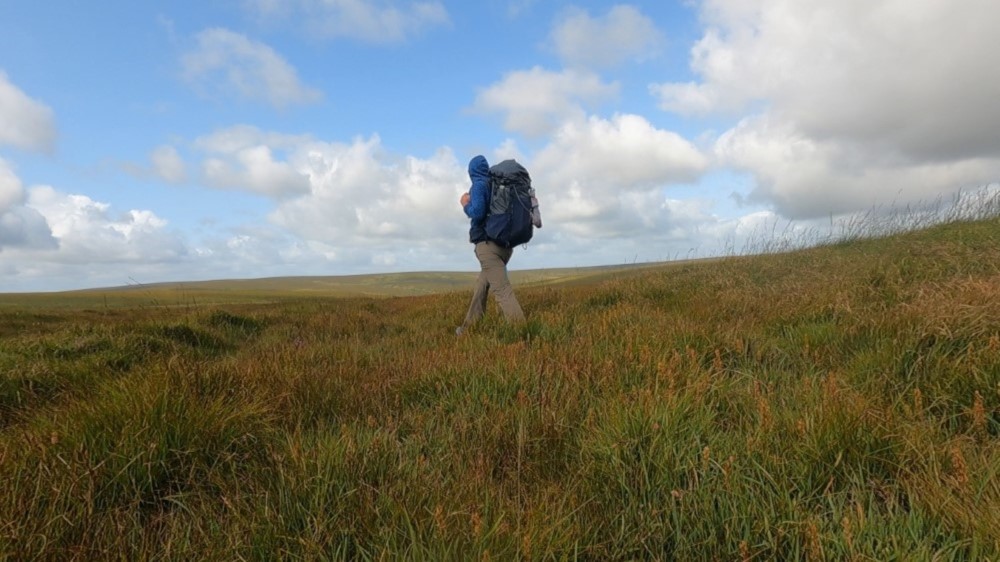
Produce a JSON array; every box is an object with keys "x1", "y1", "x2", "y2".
[
  {"x1": 0, "y1": 263, "x2": 665, "y2": 309},
  {"x1": 1, "y1": 218, "x2": 999, "y2": 560}
]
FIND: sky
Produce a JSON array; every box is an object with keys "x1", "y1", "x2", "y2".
[{"x1": 1, "y1": 0, "x2": 998, "y2": 292}]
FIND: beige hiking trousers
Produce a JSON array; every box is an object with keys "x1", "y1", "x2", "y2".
[{"x1": 462, "y1": 241, "x2": 525, "y2": 327}]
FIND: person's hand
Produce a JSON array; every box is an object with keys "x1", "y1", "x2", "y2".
[{"x1": 460, "y1": 192, "x2": 471, "y2": 207}]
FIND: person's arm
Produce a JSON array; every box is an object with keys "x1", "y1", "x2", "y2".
[{"x1": 463, "y1": 178, "x2": 489, "y2": 219}]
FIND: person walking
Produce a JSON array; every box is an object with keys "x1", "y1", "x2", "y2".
[{"x1": 456, "y1": 155, "x2": 525, "y2": 335}]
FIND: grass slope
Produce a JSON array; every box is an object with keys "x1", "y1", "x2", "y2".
[
  {"x1": 1, "y1": 218, "x2": 999, "y2": 560},
  {"x1": 0, "y1": 263, "x2": 666, "y2": 309}
]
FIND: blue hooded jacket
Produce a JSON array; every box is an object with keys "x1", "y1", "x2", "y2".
[{"x1": 463, "y1": 155, "x2": 490, "y2": 243}]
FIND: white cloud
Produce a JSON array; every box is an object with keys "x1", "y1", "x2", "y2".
[
  {"x1": 507, "y1": 198, "x2": 798, "y2": 269},
  {"x1": 269, "y1": 136, "x2": 467, "y2": 246},
  {"x1": 0, "y1": 206, "x2": 54, "y2": 251},
  {"x1": 0, "y1": 157, "x2": 56, "y2": 251},
  {"x1": 716, "y1": 115, "x2": 1000, "y2": 218},
  {"x1": 181, "y1": 28, "x2": 322, "y2": 109},
  {"x1": 1, "y1": 171, "x2": 187, "y2": 288},
  {"x1": 534, "y1": 114, "x2": 708, "y2": 191},
  {"x1": 150, "y1": 145, "x2": 187, "y2": 184},
  {"x1": 194, "y1": 126, "x2": 311, "y2": 197},
  {"x1": 0, "y1": 157, "x2": 24, "y2": 212},
  {"x1": 530, "y1": 113, "x2": 708, "y2": 234},
  {"x1": 0, "y1": 71, "x2": 57, "y2": 153},
  {"x1": 491, "y1": 139, "x2": 526, "y2": 165},
  {"x1": 246, "y1": 0, "x2": 450, "y2": 44},
  {"x1": 653, "y1": 0, "x2": 1000, "y2": 218},
  {"x1": 191, "y1": 119, "x2": 710, "y2": 258},
  {"x1": 193, "y1": 125, "x2": 311, "y2": 154},
  {"x1": 0, "y1": 156, "x2": 186, "y2": 276},
  {"x1": 472, "y1": 67, "x2": 619, "y2": 137},
  {"x1": 190, "y1": 126, "x2": 469, "y2": 251},
  {"x1": 26, "y1": 187, "x2": 184, "y2": 264},
  {"x1": 188, "y1": 117, "x2": 710, "y2": 255},
  {"x1": 655, "y1": 0, "x2": 1000, "y2": 156},
  {"x1": 201, "y1": 147, "x2": 310, "y2": 198},
  {"x1": 507, "y1": 0, "x2": 539, "y2": 18},
  {"x1": 121, "y1": 145, "x2": 188, "y2": 184},
  {"x1": 551, "y1": 5, "x2": 664, "y2": 69}
]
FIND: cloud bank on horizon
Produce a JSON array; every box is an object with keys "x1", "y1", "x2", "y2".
[{"x1": 1, "y1": 0, "x2": 998, "y2": 292}]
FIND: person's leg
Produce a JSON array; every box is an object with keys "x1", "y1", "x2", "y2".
[
  {"x1": 477, "y1": 242, "x2": 525, "y2": 322},
  {"x1": 462, "y1": 266, "x2": 490, "y2": 327}
]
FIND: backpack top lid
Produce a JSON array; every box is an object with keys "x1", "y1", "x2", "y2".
[{"x1": 489, "y1": 159, "x2": 531, "y2": 191}]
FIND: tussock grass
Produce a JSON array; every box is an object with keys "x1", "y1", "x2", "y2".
[{"x1": 3, "y1": 193, "x2": 1000, "y2": 560}]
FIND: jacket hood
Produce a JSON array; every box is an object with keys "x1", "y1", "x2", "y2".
[{"x1": 468, "y1": 155, "x2": 490, "y2": 182}]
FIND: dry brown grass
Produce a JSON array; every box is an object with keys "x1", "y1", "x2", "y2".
[{"x1": 2, "y1": 214, "x2": 999, "y2": 560}]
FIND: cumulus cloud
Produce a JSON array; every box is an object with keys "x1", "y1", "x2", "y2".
[
  {"x1": 189, "y1": 126, "x2": 470, "y2": 256},
  {"x1": 655, "y1": 0, "x2": 1000, "y2": 158},
  {"x1": 245, "y1": 0, "x2": 450, "y2": 44},
  {"x1": 0, "y1": 169, "x2": 344, "y2": 291},
  {"x1": 0, "y1": 157, "x2": 24, "y2": 211},
  {"x1": 3, "y1": 157, "x2": 186, "y2": 283},
  {"x1": 472, "y1": 67, "x2": 619, "y2": 137},
  {"x1": 189, "y1": 117, "x2": 712, "y2": 263},
  {"x1": 189, "y1": 117, "x2": 710, "y2": 254},
  {"x1": 194, "y1": 124, "x2": 311, "y2": 154},
  {"x1": 25, "y1": 187, "x2": 185, "y2": 264},
  {"x1": 652, "y1": 0, "x2": 1000, "y2": 217},
  {"x1": 0, "y1": 71, "x2": 57, "y2": 153},
  {"x1": 535, "y1": 114, "x2": 708, "y2": 191},
  {"x1": 121, "y1": 145, "x2": 188, "y2": 184},
  {"x1": 268, "y1": 136, "x2": 466, "y2": 245},
  {"x1": 716, "y1": 115, "x2": 1000, "y2": 218},
  {"x1": 181, "y1": 28, "x2": 322, "y2": 109},
  {"x1": 0, "y1": 206, "x2": 55, "y2": 252},
  {"x1": 507, "y1": 0, "x2": 539, "y2": 18},
  {"x1": 510, "y1": 198, "x2": 811, "y2": 270},
  {"x1": 0, "y1": 157, "x2": 56, "y2": 251},
  {"x1": 194, "y1": 126, "x2": 311, "y2": 197},
  {"x1": 551, "y1": 5, "x2": 664, "y2": 69},
  {"x1": 201, "y1": 147, "x2": 310, "y2": 198},
  {"x1": 530, "y1": 113, "x2": 709, "y2": 234},
  {"x1": 150, "y1": 145, "x2": 187, "y2": 183}
]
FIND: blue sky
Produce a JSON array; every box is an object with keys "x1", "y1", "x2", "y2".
[{"x1": 1, "y1": 1, "x2": 998, "y2": 292}]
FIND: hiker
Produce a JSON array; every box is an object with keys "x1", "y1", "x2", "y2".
[{"x1": 456, "y1": 155, "x2": 528, "y2": 335}]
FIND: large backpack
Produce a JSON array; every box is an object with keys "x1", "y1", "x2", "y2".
[{"x1": 486, "y1": 159, "x2": 535, "y2": 248}]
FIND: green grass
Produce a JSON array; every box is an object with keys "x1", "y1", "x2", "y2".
[
  {"x1": 2, "y1": 215, "x2": 1000, "y2": 560},
  {"x1": 0, "y1": 263, "x2": 666, "y2": 310}
]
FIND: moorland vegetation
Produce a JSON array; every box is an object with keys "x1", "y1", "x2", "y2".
[{"x1": 1, "y1": 193, "x2": 999, "y2": 560}]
